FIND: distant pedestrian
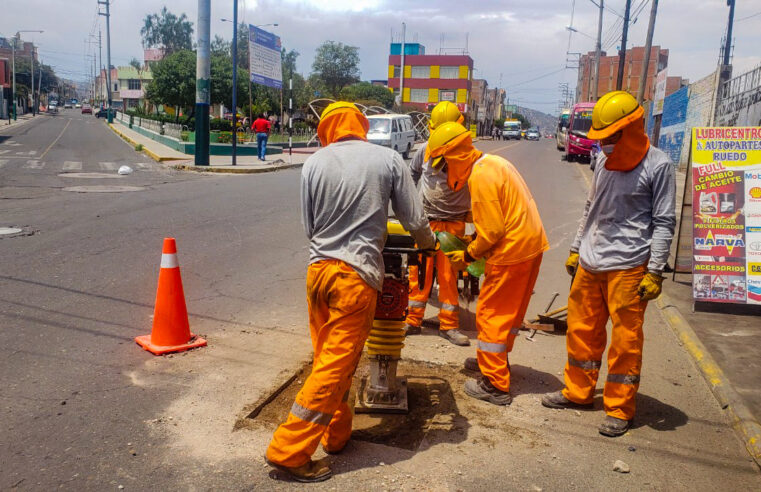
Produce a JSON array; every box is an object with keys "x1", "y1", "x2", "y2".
[{"x1": 252, "y1": 114, "x2": 271, "y2": 161}]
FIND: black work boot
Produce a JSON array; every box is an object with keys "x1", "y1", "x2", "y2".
[
  {"x1": 439, "y1": 328, "x2": 470, "y2": 346},
  {"x1": 266, "y1": 457, "x2": 332, "y2": 483},
  {"x1": 598, "y1": 415, "x2": 632, "y2": 437},
  {"x1": 464, "y1": 376, "x2": 512, "y2": 405},
  {"x1": 541, "y1": 390, "x2": 593, "y2": 409},
  {"x1": 404, "y1": 324, "x2": 421, "y2": 336}
]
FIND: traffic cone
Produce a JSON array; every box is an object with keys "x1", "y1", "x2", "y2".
[{"x1": 135, "y1": 238, "x2": 207, "y2": 355}]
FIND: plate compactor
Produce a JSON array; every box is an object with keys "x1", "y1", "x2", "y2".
[{"x1": 355, "y1": 222, "x2": 430, "y2": 414}]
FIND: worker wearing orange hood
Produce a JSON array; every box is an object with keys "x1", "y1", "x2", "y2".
[
  {"x1": 428, "y1": 122, "x2": 549, "y2": 405},
  {"x1": 542, "y1": 91, "x2": 676, "y2": 438},
  {"x1": 266, "y1": 102, "x2": 435, "y2": 482}
]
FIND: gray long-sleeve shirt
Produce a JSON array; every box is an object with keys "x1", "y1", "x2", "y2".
[
  {"x1": 571, "y1": 146, "x2": 676, "y2": 274},
  {"x1": 301, "y1": 139, "x2": 436, "y2": 291},
  {"x1": 409, "y1": 145, "x2": 471, "y2": 221}
]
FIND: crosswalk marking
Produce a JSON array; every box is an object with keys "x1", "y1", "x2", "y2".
[
  {"x1": 62, "y1": 161, "x2": 83, "y2": 171},
  {"x1": 24, "y1": 160, "x2": 44, "y2": 169},
  {"x1": 99, "y1": 162, "x2": 117, "y2": 171},
  {"x1": 28, "y1": 150, "x2": 37, "y2": 155},
  {"x1": 135, "y1": 162, "x2": 149, "y2": 169},
  {"x1": 0, "y1": 150, "x2": 10, "y2": 155},
  {"x1": 0, "y1": 159, "x2": 8, "y2": 168}
]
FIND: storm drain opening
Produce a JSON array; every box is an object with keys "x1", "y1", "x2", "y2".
[{"x1": 236, "y1": 359, "x2": 471, "y2": 451}]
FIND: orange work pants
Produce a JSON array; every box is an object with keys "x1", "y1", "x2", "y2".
[
  {"x1": 406, "y1": 220, "x2": 466, "y2": 331},
  {"x1": 476, "y1": 254, "x2": 543, "y2": 392},
  {"x1": 562, "y1": 265, "x2": 648, "y2": 421},
  {"x1": 266, "y1": 260, "x2": 377, "y2": 467}
]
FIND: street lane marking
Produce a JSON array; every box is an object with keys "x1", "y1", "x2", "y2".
[
  {"x1": 99, "y1": 162, "x2": 117, "y2": 171},
  {"x1": 63, "y1": 161, "x2": 83, "y2": 171},
  {"x1": 0, "y1": 150, "x2": 10, "y2": 155},
  {"x1": 0, "y1": 159, "x2": 8, "y2": 168},
  {"x1": 28, "y1": 150, "x2": 37, "y2": 155},
  {"x1": 135, "y1": 163, "x2": 149, "y2": 169},
  {"x1": 24, "y1": 160, "x2": 44, "y2": 169},
  {"x1": 489, "y1": 142, "x2": 521, "y2": 153},
  {"x1": 39, "y1": 118, "x2": 72, "y2": 159}
]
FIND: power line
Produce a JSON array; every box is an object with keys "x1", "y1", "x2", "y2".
[
  {"x1": 505, "y1": 67, "x2": 567, "y2": 89},
  {"x1": 736, "y1": 10, "x2": 761, "y2": 22}
]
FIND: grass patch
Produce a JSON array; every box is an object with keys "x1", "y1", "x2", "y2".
[{"x1": 135, "y1": 144, "x2": 144, "y2": 151}]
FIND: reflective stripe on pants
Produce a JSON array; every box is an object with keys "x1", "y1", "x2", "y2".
[
  {"x1": 562, "y1": 265, "x2": 647, "y2": 420},
  {"x1": 476, "y1": 254, "x2": 542, "y2": 392},
  {"x1": 406, "y1": 220, "x2": 465, "y2": 331},
  {"x1": 266, "y1": 260, "x2": 377, "y2": 467}
]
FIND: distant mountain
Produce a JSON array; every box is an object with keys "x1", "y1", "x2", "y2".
[{"x1": 516, "y1": 106, "x2": 558, "y2": 134}]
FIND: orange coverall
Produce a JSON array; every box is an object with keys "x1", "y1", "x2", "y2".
[
  {"x1": 267, "y1": 260, "x2": 377, "y2": 467},
  {"x1": 406, "y1": 220, "x2": 466, "y2": 331},
  {"x1": 466, "y1": 154, "x2": 549, "y2": 392}
]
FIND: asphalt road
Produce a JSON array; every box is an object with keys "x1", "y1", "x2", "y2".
[{"x1": 1, "y1": 118, "x2": 759, "y2": 489}]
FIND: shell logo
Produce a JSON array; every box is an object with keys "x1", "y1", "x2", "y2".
[{"x1": 751, "y1": 187, "x2": 761, "y2": 199}]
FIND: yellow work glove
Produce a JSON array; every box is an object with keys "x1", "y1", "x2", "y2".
[
  {"x1": 445, "y1": 250, "x2": 470, "y2": 271},
  {"x1": 565, "y1": 251, "x2": 580, "y2": 276},
  {"x1": 638, "y1": 272, "x2": 664, "y2": 301}
]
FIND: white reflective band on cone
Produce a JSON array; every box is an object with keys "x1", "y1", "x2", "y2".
[{"x1": 160, "y1": 253, "x2": 179, "y2": 269}]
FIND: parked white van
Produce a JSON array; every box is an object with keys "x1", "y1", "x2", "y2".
[{"x1": 366, "y1": 114, "x2": 416, "y2": 158}]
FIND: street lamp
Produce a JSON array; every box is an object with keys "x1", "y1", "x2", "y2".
[
  {"x1": 565, "y1": 26, "x2": 596, "y2": 41},
  {"x1": 221, "y1": 17, "x2": 278, "y2": 165},
  {"x1": 10, "y1": 30, "x2": 43, "y2": 121}
]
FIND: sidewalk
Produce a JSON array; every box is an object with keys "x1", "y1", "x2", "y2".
[
  {"x1": 0, "y1": 113, "x2": 40, "y2": 133},
  {"x1": 108, "y1": 122, "x2": 310, "y2": 173}
]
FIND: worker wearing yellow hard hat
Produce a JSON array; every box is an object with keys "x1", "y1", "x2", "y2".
[
  {"x1": 427, "y1": 121, "x2": 549, "y2": 405},
  {"x1": 542, "y1": 91, "x2": 676, "y2": 437},
  {"x1": 405, "y1": 101, "x2": 471, "y2": 346},
  {"x1": 266, "y1": 102, "x2": 436, "y2": 481}
]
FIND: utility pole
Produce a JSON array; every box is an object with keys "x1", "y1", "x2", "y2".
[
  {"x1": 98, "y1": 30, "x2": 103, "y2": 106},
  {"x1": 231, "y1": 0, "x2": 239, "y2": 166},
  {"x1": 399, "y1": 22, "x2": 405, "y2": 106},
  {"x1": 98, "y1": 0, "x2": 113, "y2": 123},
  {"x1": 30, "y1": 45, "x2": 35, "y2": 116},
  {"x1": 196, "y1": 0, "x2": 211, "y2": 166},
  {"x1": 11, "y1": 37, "x2": 16, "y2": 120},
  {"x1": 637, "y1": 0, "x2": 659, "y2": 103},
  {"x1": 723, "y1": 0, "x2": 735, "y2": 67},
  {"x1": 616, "y1": 0, "x2": 631, "y2": 91},
  {"x1": 591, "y1": 0, "x2": 604, "y2": 101}
]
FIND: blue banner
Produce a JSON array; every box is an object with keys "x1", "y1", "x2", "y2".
[{"x1": 249, "y1": 25, "x2": 282, "y2": 89}]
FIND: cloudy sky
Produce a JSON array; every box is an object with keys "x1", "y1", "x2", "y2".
[{"x1": 3, "y1": 0, "x2": 760, "y2": 115}]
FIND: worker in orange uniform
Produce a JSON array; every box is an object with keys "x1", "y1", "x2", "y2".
[
  {"x1": 405, "y1": 101, "x2": 470, "y2": 346},
  {"x1": 265, "y1": 102, "x2": 436, "y2": 482},
  {"x1": 427, "y1": 122, "x2": 549, "y2": 405},
  {"x1": 541, "y1": 91, "x2": 676, "y2": 437}
]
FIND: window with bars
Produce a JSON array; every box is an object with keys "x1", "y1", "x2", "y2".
[
  {"x1": 439, "y1": 66, "x2": 460, "y2": 79},
  {"x1": 410, "y1": 66, "x2": 429, "y2": 79},
  {"x1": 410, "y1": 89, "x2": 428, "y2": 103},
  {"x1": 128, "y1": 79, "x2": 141, "y2": 90}
]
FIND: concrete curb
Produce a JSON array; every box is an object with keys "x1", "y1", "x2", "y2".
[
  {"x1": 171, "y1": 160, "x2": 303, "y2": 174},
  {"x1": 107, "y1": 124, "x2": 188, "y2": 162},
  {"x1": 656, "y1": 293, "x2": 761, "y2": 468}
]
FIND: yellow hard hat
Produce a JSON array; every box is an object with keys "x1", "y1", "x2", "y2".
[
  {"x1": 426, "y1": 121, "x2": 470, "y2": 171},
  {"x1": 429, "y1": 101, "x2": 464, "y2": 130},
  {"x1": 320, "y1": 101, "x2": 361, "y2": 120},
  {"x1": 588, "y1": 91, "x2": 643, "y2": 140}
]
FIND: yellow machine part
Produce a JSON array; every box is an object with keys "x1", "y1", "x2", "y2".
[
  {"x1": 366, "y1": 319, "x2": 405, "y2": 357},
  {"x1": 386, "y1": 221, "x2": 410, "y2": 236}
]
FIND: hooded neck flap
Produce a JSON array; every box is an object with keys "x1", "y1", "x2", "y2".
[
  {"x1": 439, "y1": 133, "x2": 483, "y2": 192},
  {"x1": 604, "y1": 113, "x2": 650, "y2": 172},
  {"x1": 317, "y1": 109, "x2": 369, "y2": 146}
]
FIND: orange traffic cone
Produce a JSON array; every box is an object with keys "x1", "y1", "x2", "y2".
[{"x1": 135, "y1": 238, "x2": 207, "y2": 355}]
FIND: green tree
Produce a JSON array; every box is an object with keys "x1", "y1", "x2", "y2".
[
  {"x1": 211, "y1": 35, "x2": 230, "y2": 57},
  {"x1": 340, "y1": 81, "x2": 394, "y2": 109},
  {"x1": 311, "y1": 41, "x2": 360, "y2": 97},
  {"x1": 144, "y1": 49, "x2": 195, "y2": 121},
  {"x1": 140, "y1": 7, "x2": 193, "y2": 55},
  {"x1": 514, "y1": 113, "x2": 531, "y2": 129},
  {"x1": 210, "y1": 52, "x2": 247, "y2": 110}
]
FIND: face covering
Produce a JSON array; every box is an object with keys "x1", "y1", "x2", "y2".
[
  {"x1": 317, "y1": 108, "x2": 369, "y2": 146},
  {"x1": 426, "y1": 132, "x2": 483, "y2": 192},
  {"x1": 603, "y1": 111, "x2": 650, "y2": 172}
]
